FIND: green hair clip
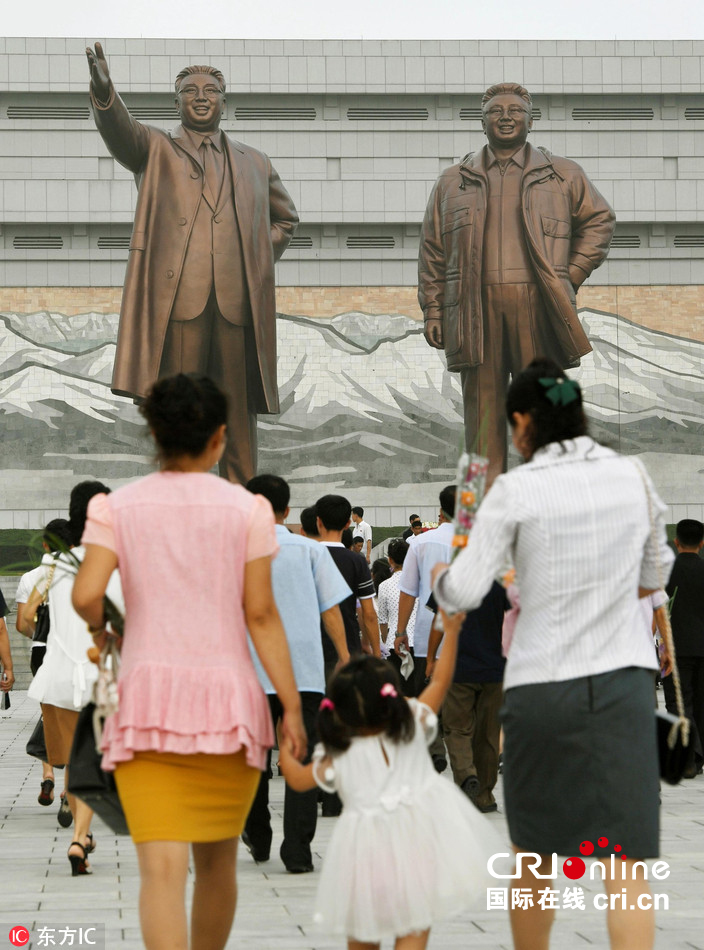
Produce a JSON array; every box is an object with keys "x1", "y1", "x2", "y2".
[{"x1": 538, "y1": 376, "x2": 580, "y2": 407}]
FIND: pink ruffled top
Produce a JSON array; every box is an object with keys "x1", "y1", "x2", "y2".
[{"x1": 82, "y1": 471, "x2": 278, "y2": 771}]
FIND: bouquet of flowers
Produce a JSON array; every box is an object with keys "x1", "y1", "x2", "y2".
[
  {"x1": 452, "y1": 452, "x2": 489, "y2": 553},
  {"x1": 448, "y1": 453, "x2": 520, "y2": 653}
]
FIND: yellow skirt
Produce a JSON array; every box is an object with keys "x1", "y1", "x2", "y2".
[{"x1": 114, "y1": 749, "x2": 260, "y2": 844}]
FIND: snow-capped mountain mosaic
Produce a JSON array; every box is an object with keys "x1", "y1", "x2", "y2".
[{"x1": 1, "y1": 308, "x2": 703, "y2": 511}]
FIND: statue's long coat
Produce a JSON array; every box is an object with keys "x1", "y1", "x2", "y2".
[{"x1": 92, "y1": 87, "x2": 298, "y2": 412}]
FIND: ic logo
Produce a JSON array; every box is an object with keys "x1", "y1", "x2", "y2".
[{"x1": 9, "y1": 927, "x2": 30, "y2": 947}]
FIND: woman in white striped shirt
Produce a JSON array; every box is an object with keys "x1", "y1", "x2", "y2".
[{"x1": 433, "y1": 358, "x2": 674, "y2": 950}]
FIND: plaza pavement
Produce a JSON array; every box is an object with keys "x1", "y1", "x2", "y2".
[{"x1": 1, "y1": 689, "x2": 704, "y2": 950}]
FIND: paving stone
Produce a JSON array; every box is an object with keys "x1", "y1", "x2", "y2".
[{"x1": 1, "y1": 690, "x2": 703, "y2": 948}]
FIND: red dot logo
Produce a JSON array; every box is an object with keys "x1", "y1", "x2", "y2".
[
  {"x1": 614, "y1": 844, "x2": 622, "y2": 852},
  {"x1": 9, "y1": 927, "x2": 30, "y2": 947},
  {"x1": 597, "y1": 836, "x2": 608, "y2": 847},
  {"x1": 563, "y1": 857, "x2": 586, "y2": 880},
  {"x1": 579, "y1": 840, "x2": 594, "y2": 856}
]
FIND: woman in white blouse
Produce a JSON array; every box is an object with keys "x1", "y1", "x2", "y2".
[
  {"x1": 433, "y1": 358, "x2": 674, "y2": 950},
  {"x1": 27, "y1": 482, "x2": 124, "y2": 876}
]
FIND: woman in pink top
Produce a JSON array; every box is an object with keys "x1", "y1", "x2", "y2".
[{"x1": 73, "y1": 374, "x2": 306, "y2": 950}]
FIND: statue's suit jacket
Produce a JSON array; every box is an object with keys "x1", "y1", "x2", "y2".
[
  {"x1": 91, "y1": 85, "x2": 298, "y2": 413},
  {"x1": 418, "y1": 144, "x2": 615, "y2": 371}
]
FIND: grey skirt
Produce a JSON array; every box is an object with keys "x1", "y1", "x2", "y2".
[{"x1": 501, "y1": 666, "x2": 659, "y2": 858}]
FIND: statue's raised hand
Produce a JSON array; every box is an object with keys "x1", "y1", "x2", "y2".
[{"x1": 86, "y1": 42, "x2": 111, "y2": 102}]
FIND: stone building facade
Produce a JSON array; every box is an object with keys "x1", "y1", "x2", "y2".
[{"x1": 1, "y1": 38, "x2": 703, "y2": 527}]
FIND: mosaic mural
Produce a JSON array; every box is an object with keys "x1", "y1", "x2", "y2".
[{"x1": 1, "y1": 306, "x2": 703, "y2": 516}]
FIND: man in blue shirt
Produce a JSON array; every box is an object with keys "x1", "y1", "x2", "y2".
[{"x1": 244, "y1": 475, "x2": 351, "y2": 873}]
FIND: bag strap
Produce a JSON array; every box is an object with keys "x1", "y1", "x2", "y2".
[
  {"x1": 632, "y1": 459, "x2": 690, "y2": 749},
  {"x1": 40, "y1": 561, "x2": 57, "y2": 604}
]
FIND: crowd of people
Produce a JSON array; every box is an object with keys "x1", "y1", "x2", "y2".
[{"x1": 0, "y1": 358, "x2": 700, "y2": 950}]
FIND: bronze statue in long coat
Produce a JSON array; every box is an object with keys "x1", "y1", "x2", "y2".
[{"x1": 87, "y1": 43, "x2": 298, "y2": 483}]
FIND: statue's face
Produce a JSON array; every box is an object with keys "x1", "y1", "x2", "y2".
[
  {"x1": 175, "y1": 73, "x2": 225, "y2": 133},
  {"x1": 481, "y1": 93, "x2": 533, "y2": 151}
]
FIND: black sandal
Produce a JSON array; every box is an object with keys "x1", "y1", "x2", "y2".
[
  {"x1": 68, "y1": 841, "x2": 91, "y2": 876},
  {"x1": 57, "y1": 793, "x2": 73, "y2": 828},
  {"x1": 84, "y1": 833, "x2": 96, "y2": 855},
  {"x1": 38, "y1": 778, "x2": 55, "y2": 806}
]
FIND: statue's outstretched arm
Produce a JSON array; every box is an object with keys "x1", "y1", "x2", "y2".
[{"x1": 86, "y1": 41, "x2": 150, "y2": 174}]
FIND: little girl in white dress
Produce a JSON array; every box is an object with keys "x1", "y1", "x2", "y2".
[{"x1": 279, "y1": 610, "x2": 502, "y2": 950}]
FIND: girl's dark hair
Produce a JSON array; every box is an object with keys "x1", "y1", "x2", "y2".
[
  {"x1": 505, "y1": 357, "x2": 588, "y2": 458},
  {"x1": 141, "y1": 374, "x2": 228, "y2": 461},
  {"x1": 317, "y1": 656, "x2": 415, "y2": 753},
  {"x1": 371, "y1": 558, "x2": 392, "y2": 593},
  {"x1": 68, "y1": 481, "x2": 111, "y2": 546}
]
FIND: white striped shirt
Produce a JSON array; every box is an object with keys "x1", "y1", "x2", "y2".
[{"x1": 434, "y1": 437, "x2": 674, "y2": 690}]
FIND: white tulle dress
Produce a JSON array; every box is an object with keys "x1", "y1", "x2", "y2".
[{"x1": 312, "y1": 700, "x2": 503, "y2": 942}]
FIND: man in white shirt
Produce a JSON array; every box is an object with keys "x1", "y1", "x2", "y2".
[
  {"x1": 351, "y1": 507, "x2": 372, "y2": 564},
  {"x1": 394, "y1": 485, "x2": 456, "y2": 770}
]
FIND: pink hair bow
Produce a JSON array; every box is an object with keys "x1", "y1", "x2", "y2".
[
  {"x1": 319, "y1": 698, "x2": 335, "y2": 712},
  {"x1": 380, "y1": 683, "x2": 398, "y2": 698}
]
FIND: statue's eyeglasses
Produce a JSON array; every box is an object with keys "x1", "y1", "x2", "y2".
[
  {"x1": 484, "y1": 106, "x2": 529, "y2": 118},
  {"x1": 177, "y1": 87, "x2": 223, "y2": 100}
]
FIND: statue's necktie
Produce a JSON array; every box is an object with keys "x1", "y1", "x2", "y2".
[{"x1": 201, "y1": 137, "x2": 220, "y2": 205}]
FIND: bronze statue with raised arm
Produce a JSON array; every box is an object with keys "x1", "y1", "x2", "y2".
[
  {"x1": 86, "y1": 42, "x2": 298, "y2": 484},
  {"x1": 418, "y1": 82, "x2": 615, "y2": 485}
]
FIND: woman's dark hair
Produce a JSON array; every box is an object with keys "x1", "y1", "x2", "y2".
[
  {"x1": 141, "y1": 373, "x2": 228, "y2": 461},
  {"x1": 317, "y1": 656, "x2": 415, "y2": 753},
  {"x1": 68, "y1": 481, "x2": 111, "y2": 546},
  {"x1": 371, "y1": 558, "x2": 392, "y2": 593},
  {"x1": 505, "y1": 357, "x2": 588, "y2": 458},
  {"x1": 43, "y1": 518, "x2": 72, "y2": 552}
]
